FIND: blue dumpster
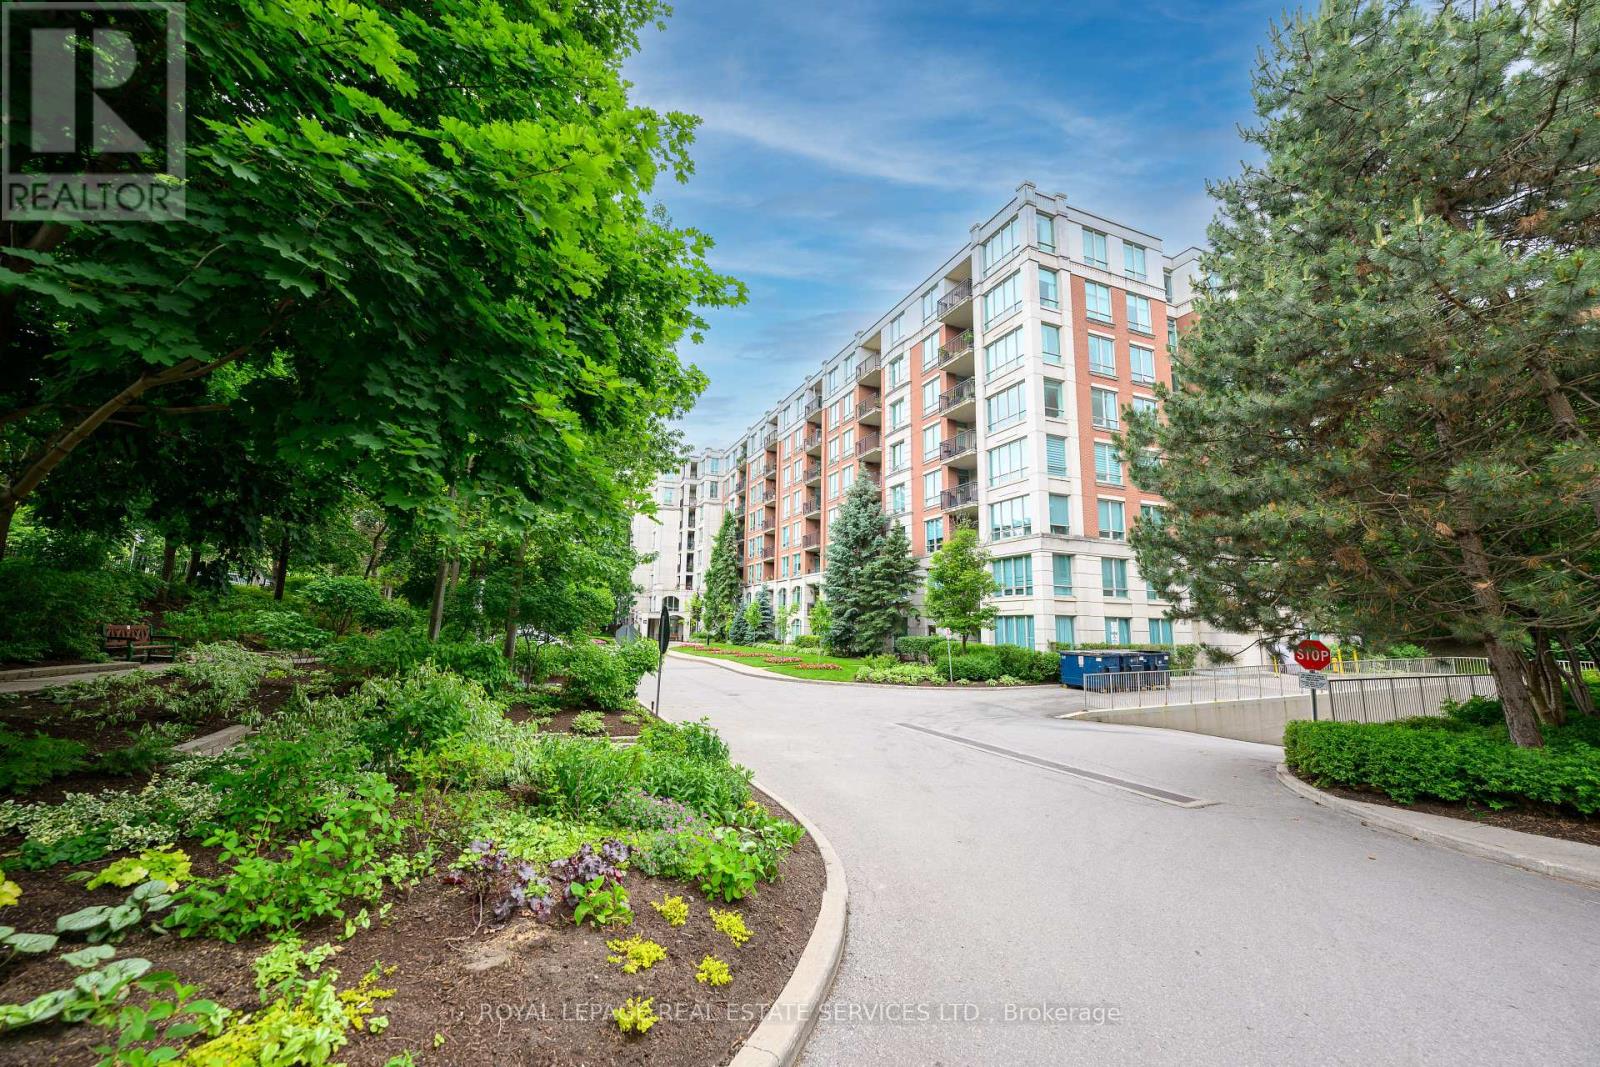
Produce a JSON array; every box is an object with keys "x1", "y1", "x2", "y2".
[{"x1": 1059, "y1": 651, "x2": 1137, "y2": 690}]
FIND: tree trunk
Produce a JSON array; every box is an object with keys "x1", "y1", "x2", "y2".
[
  {"x1": 427, "y1": 556, "x2": 450, "y2": 642},
  {"x1": 1554, "y1": 633, "x2": 1594, "y2": 717},
  {"x1": 503, "y1": 537, "x2": 528, "y2": 661},
  {"x1": 1483, "y1": 636, "x2": 1544, "y2": 748},
  {"x1": 160, "y1": 540, "x2": 178, "y2": 585},
  {"x1": 1531, "y1": 363, "x2": 1600, "y2": 527},
  {"x1": 184, "y1": 547, "x2": 202, "y2": 583},
  {"x1": 1530, "y1": 631, "x2": 1566, "y2": 727},
  {"x1": 271, "y1": 531, "x2": 291, "y2": 602},
  {"x1": 363, "y1": 520, "x2": 387, "y2": 579}
]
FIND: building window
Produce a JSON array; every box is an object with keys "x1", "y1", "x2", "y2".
[
  {"x1": 983, "y1": 271, "x2": 1022, "y2": 326},
  {"x1": 1104, "y1": 617, "x2": 1132, "y2": 644},
  {"x1": 1124, "y1": 243, "x2": 1147, "y2": 281},
  {"x1": 1088, "y1": 334, "x2": 1117, "y2": 376},
  {"x1": 1127, "y1": 293, "x2": 1152, "y2": 334},
  {"x1": 1094, "y1": 441, "x2": 1123, "y2": 485},
  {"x1": 1167, "y1": 318, "x2": 1179, "y2": 354},
  {"x1": 923, "y1": 332, "x2": 942, "y2": 370},
  {"x1": 889, "y1": 312, "x2": 904, "y2": 342},
  {"x1": 922, "y1": 379, "x2": 940, "y2": 412},
  {"x1": 986, "y1": 381, "x2": 1027, "y2": 432},
  {"x1": 888, "y1": 354, "x2": 905, "y2": 388},
  {"x1": 1131, "y1": 395, "x2": 1158, "y2": 419},
  {"x1": 1052, "y1": 554, "x2": 1074, "y2": 597},
  {"x1": 889, "y1": 440, "x2": 908, "y2": 472},
  {"x1": 889, "y1": 482, "x2": 908, "y2": 514},
  {"x1": 1139, "y1": 503, "x2": 1164, "y2": 526},
  {"x1": 842, "y1": 462, "x2": 854, "y2": 486},
  {"x1": 1054, "y1": 615, "x2": 1077, "y2": 647},
  {"x1": 889, "y1": 398, "x2": 907, "y2": 428},
  {"x1": 1036, "y1": 213, "x2": 1055, "y2": 252},
  {"x1": 923, "y1": 423, "x2": 941, "y2": 459},
  {"x1": 827, "y1": 473, "x2": 838, "y2": 499},
  {"x1": 1046, "y1": 435, "x2": 1068, "y2": 477},
  {"x1": 1084, "y1": 282, "x2": 1113, "y2": 324},
  {"x1": 1098, "y1": 498, "x2": 1126, "y2": 541},
  {"x1": 1163, "y1": 269, "x2": 1174, "y2": 303},
  {"x1": 922, "y1": 287, "x2": 938, "y2": 321},
  {"x1": 842, "y1": 428, "x2": 854, "y2": 451},
  {"x1": 982, "y1": 217, "x2": 1020, "y2": 271},
  {"x1": 995, "y1": 615, "x2": 1036, "y2": 649},
  {"x1": 1044, "y1": 379, "x2": 1065, "y2": 418},
  {"x1": 663, "y1": 487, "x2": 675, "y2": 505},
  {"x1": 1041, "y1": 323, "x2": 1062, "y2": 366},
  {"x1": 983, "y1": 327, "x2": 1024, "y2": 376},
  {"x1": 993, "y1": 555, "x2": 1034, "y2": 597},
  {"x1": 1082, "y1": 228, "x2": 1108, "y2": 269},
  {"x1": 1039, "y1": 268, "x2": 1059, "y2": 310},
  {"x1": 1149, "y1": 618, "x2": 1174, "y2": 645},
  {"x1": 1048, "y1": 493, "x2": 1070, "y2": 534},
  {"x1": 708, "y1": 481, "x2": 719, "y2": 499},
  {"x1": 925, "y1": 517, "x2": 944, "y2": 554},
  {"x1": 923, "y1": 470, "x2": 940, "y2": 505},
  {"x1": 828, "y1": 507, "x2": 839, "y2": 528},
  {"x1": 1130, "y1": 344, "x2": 1155, "y2": 385},
  {"x1": 989, "y1": 495, "x2": 1032, "y2": 540},
  {"x1": 1101, "y1": 558, "x2": 1129, "y2": 598},
  {"x1": 987, "y1": 439, "x2": 1027, "y2": 486},
  {"x1": 1091, "y1": 387, "x2": 1119, "y2": 430}
]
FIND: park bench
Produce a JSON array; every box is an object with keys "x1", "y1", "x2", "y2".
[{"x1": 102, "y1": 623, "x2": 179, "y2": 663}]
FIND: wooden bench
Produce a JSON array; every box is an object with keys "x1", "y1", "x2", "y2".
[{"x1": 102, "y1": 623, "x2": 179, "y2": 663}]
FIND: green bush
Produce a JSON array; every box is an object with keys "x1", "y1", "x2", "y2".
[
  {"x1": 791, "y1": 635, "x2": 820, "y2": 649},
  {"x1": 355, "y1": 664, "x2": 501, "y2": 768},
  {"x1": 858, "y1": 663, "x2": 945, "y2": 685},
  {"x1": 993, "y1": 644, "x2": 1057, "y2": 682},
  {"x1": 554, "y1": 638, "x2": 657, "y2": 711},
  {"x1": 0, "y1": 561, "x2": 151, "y2": 662},
  {"x1": 430, "y1": 640, "x2": 515, "y2": 692},
  {"x1": 1284, "y1": 717, "x2": 1600, "y2": 813},
  {"x1": 947, "y1": 651, "x2": 1001, "y2": 681},
  {"x1": 0, "y1": 730, "x2": 88, "y2": 793},
  {"x1": 249, "y1": 610, "x2": 333, "y2": 651},
  {"x1": 300, "y1": 576, "x2": 385, "y2": 638},
  {"x1": 322, "y1": 627, "x2": 433, "y2": 676}
]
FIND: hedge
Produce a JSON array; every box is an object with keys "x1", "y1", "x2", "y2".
[{"x1": 1284, "y1": 717, "x2": 1600, "y2": 814}]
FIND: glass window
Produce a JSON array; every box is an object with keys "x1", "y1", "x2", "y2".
[
  {"x1": 842, "y1": 462, "x2": 854, "y2": 486},
  {"x1": 986, "y1": 381, "x2": 1027, "y2": 431},
  {"x1": 889, "y1": 313, "x2": 904, "y2": 342},
  {"x1": 923, "y1": 332, "x2": 942, "y2": 369},
  {"x1": 995, "y1": 615, "x2": 1036, "y2": 648},
  {"x1": 989, "y1": 495, "x2": 1032, "y2": 540},
  {"x1": 1052, "y1": 554, "x2": 1073, "y2": 596},
  {"x1": 983, "y1": 327, "x2": 1024, "y2": 375},
  {"x1": 1130, "y1": 344, "x2": 1155, "y2": 385},
  {"x1": 922, "y1": 379, "x2": 940, "y2": 412},
  {"x1": 889, "y1": 440, "x2": 907, "y2": 471},
  {"x1": 1127, "y1": 294, "x2": 1152, "y2": 334},
  {"x1": 1098, "y1": 499, "x2": 1125, "y2": 541},
  {"x1": 1084, "y1": 282, "x2": 1113, "y2": 323},
  {"x1": 843, "y1": 428, "x2": 854, "y2": 451},
  {"x1": 1054, "y1": 615, "x2": 1077, "y2": 647},
  {"x1": 1139, "y1": 503, "x2": 1164, "y2": 526},
  {"x1": 828, "y1": 472, "x2": 839, "y2": 499},
  {"x1": 662, "y1": 487, "x2": 675, "y2": 505},
  {"x1": 925, "y1": 517, "x2": 943, "y2": 553},
  {"x1": 1041, "y1": 323, "x2": 1062, "y2": 365},
  {"x1": 889, "y1": 398, "x2": 907, "y2": 428},
  {"x1": 1082, "y1": 228, "x2": 1108, "y2": 269},
  {"x1": 1101, "y1": 558, "x2": 1129, "y2": 598},
  {"x1": 1131, "y1": 395, "x2": 1158, "y2": 418},
  {"x1": 1039, "y1": 268, "x2": 1059, "y2": 310},
  {"x1": 1124, "y1": 243, "x2": 1147, "y2": 280},
  {"x1": 1046, "y1": 435, "x2": 1068, "y2": 477},
  {"x1": 1091, "y1": 387, "x2": 1119, "y2": 429},
  {"x1": 1044, "y1": 379, "x2": 1065, "y2": 418},
  {"x1": 1048, "y1": 493, "x2": 1070, "y2": 534},
  {"x1": 922, "y1": 288, "x2": 938, "y2": 321},
  {"x1": 1104, "y1": 617, "x2": 1132, "y2": 644},
  {"x1": 1094, "y1": 442, "x2": 1122, "y2": 485},
  {"x1": 1167, "y1": 318, "x2": 1179, "y2": 353},
  {"x1": 889, "y1": 482, "x2": 908, "y2": 514},
  {"x1": 1149, "y1": 618, "x2": 1174, "y2": 645},
  {"x1": 993, "y1": 555, "x2": 1033, "y2": 597},
  {"x1": 1163, "y1": 269, "x2": 1174, "y2": 303},
  {"x1": 987, "y1": 439, "x2": 1027, "y2": 486},
  {"x1": 1036, "y1": 213, "x2": 1055, "y2": 252},
  {"x1": 982, "y1": 217, "x2": 1020, "y2": 271},
  {"x1": 923, "y1": 424, "x2": 941, "y2": 459},
  {"x1": 1088, "y1": 334, "x2": 1116, "y2": 376},
  {"x1": 982, "y1": 272, "x2": 1022, "y2": 326},
  {"x1": 888, "y1": 354, "x2": 905, "y2": 387},
  {"x1": 923, "y1": 470, "x2": 939, "y2": 503}
]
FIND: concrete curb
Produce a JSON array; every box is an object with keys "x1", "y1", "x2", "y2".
[
  {"x1": 668, "y1": 650, "x2": 1061, "y2": 692},
  {"x1": 728, "y1": 781, "x2": 848, "y2": 1067},
  {"x1": 1276, "y1": 764, "x2": 1600, "y2": 891},
  {"x1": 175, "y1": 724, "x2": 254, "y2": 756},
  {"x1": 0, "y1": 661, "x2": 138, "y2": 683}
]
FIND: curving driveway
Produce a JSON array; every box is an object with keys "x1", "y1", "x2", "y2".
[{"x1": 655, "y1": 655, "x2": 1600, "y2": 1067}]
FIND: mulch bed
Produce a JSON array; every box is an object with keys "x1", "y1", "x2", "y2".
[
  {"x1": 1302, "y1": 775, "x2": 1600, "y2": 848},
  {"x1": 504, "y1": 706, "x2": 646, "y2": 738},
  {"x1": 0, "y1": 789, "x2": 827, "y2": 1067}
]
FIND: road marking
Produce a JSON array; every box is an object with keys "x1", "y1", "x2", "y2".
[{"x1": 896, "y1": 722, "x2": 1214, "y2": 808}]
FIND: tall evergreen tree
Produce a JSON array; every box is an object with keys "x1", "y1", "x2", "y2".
[
  {"x1": 823, "y1": 478, "x2": 920, "y2": 655},
  {"x1": 702, "y1": 510, "x2": 741, "y2": 639},
  {"x1": 1125, "y1": 0, "x2": 1600, "y2": 747},
  {"x1": 924, "y1": 527, "x2": 996, "y2": 648}
]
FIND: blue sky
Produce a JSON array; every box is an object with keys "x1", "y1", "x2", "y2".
[{"x1": 624, "y1": 0, "x2": 1284, "y2": 448}]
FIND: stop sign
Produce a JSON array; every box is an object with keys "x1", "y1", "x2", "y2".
[{"x1": 1294, "y1": 639, "x2": 1332, "y2": 672}]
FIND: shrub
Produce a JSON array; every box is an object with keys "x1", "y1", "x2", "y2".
[
  {"x1": 0, "y1": 730, "x2": 88, "y2": 793},
  {"x1": 0, "y1": 766, "x2": 221, "y2": 862},
  {"x1": 249, "y1": 610, "x2": 333, "y2": 651},
  {"x1": 0, "y1": 561, "x2": 151, "y2": 663},
  {"x1": 605, "y1": 935, "x2": 666, "y2": 974},
  {"x1": 695, "y1": 955, "x2": 732, "y2": 987},
  {"x1": 791, "y1": 635, "x2": 820, "y2": 649},
  {"x1": 322, "y1": 627, "x2": 432, "y2": 677},
  {"x1": 555, "y1": 639, "x2": 656, "y2": 711},
  {"x1": 429, "y1": 640, "x2": 515, "y2": 692},
  {"x1": 1284, "y1": 718, "x2": 1600, "y2": 813},
  {"x1": 570, "y1": 712, "x2": 607, "y2": 736},
  {"x1": 300, "y1": 576, "x2": 386, "y2": 638},
  {"x1": 993, "y1": 644, "x2": 1057, "y2": 683},
  {"x1": 166, "y1": 641, "x2": 282, "y2": 722},
  {"x1": 1443, "y1": 695, "x2": 1506, "y2": 728},
  {"x1": 708, "y1": 906, "x2": 752, "y2": 945},
  {"x1": 355, "y1": 664, "x2": 501, "y2": 768},
  {"x1": 650, "y1": 894, "x2": 689, "y2": 926},
  {"x1": 858, "y1": 663, "x2": 945, "y2": 685},
  {"x1": 946, "y1": 651, "x2": 1002, "y2": 682}
]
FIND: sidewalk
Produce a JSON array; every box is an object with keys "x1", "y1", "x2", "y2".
[{"x1": 0, "y1": 662, "x2": 169, "y2": 694}]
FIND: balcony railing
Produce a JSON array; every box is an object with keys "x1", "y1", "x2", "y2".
[
  {"x1": 802, "y1": 463, "x2": 822, "y2": 482},
  {"x1": 856, "y1": 431, "x2": 881, "y2": 457},
  {"x1": 936, "y1": 280, "x2": 973, "y2": 317},
  {"x1": 855, "y1": 353, "x2": 881, "y2": 381},
  {"x1": 801, "y1": 430, "x2": 822, "y2": 451},
  {"x1": 940, "y1": 429, "x2": 977, "y2": 460},
  {"x1": 942, "y1": 482, "x2": 978, "y2": 509},
  {"x1": 802, "y1": 533, "x2": 821, "y2": 550},
  {"x1": 856, "y1": 397, "x2": 881, "y2": 421},
  {"x1": 803, "y1": 494, "x2": 822, "y2": 514},
  {"x1": 937, "y1": 329, "x2": 974, "y2": 365},
  {"x1": 938, "y1": 377, "x2": 976, "y2": 412}
]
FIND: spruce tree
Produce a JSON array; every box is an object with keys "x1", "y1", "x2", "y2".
[
  {"x1": 751, "y1": 589, "x2": 775, "y2": 642},
  {"x1": 702, "y1": 510, "x2": 741, "y2": 640},
  {"x1": 924, "y1": 527, "x2": 996, "y2": 648},
  {"x1": 823, "y1": 477, "x2": 921, "y2": 655}
]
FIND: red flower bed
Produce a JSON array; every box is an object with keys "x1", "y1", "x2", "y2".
[{"x1": 786, "y1": 661, "x2": 841, "y2": 671}]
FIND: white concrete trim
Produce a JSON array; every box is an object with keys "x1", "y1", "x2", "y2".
[{"x1": 667, "y1": 650, "x2": 1061, "y2": 691}]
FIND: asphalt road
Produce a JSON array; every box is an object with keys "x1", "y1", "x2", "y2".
[{"x1": 653, "y1": 656, "x2": 1600, "y2": 1067}]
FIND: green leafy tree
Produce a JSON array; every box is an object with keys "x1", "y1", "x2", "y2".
[
  {"x1": 686, "y1": 592, "x2": 704, "y2": 637},
  {"x1": 1125, "y1": 0, "x2": 1600, "y2": 747},
  {"x1": 924, "y1": 528, "x2": 996, "y2": 648},
  {"x1": 806, "y1": 596, "x2": 831, "y2": 641},
  {"x1": 822, "y1": 478, "x2": 920, "y2": 656},
  {"x1": 702, "y1": 510, "x2": 742, "y2": 640},
  {"x1": 774, "y1": 602, "x2": 795, "y2": 643}
]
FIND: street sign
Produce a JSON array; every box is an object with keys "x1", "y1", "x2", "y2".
[
  {"x1": 1298, "y1": 672, "x2": 1329, "y2": 690},
  {"x1": 1294, "y1": 639, "x2": 1332, "y2": 672}
]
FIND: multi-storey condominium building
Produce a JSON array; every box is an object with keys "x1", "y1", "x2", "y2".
[
  {"x1": 627, "y1": 448, "x2": 732, "y2": 642},
  {"x1": 630, "y1": 181, "x2": 1252, "y2": 656}
]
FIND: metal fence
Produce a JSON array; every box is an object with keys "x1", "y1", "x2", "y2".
[
  {"x1": 1324, "y1": 673, "x2": 1499, "y2": 723},
  {"x1": 1079, "y1": 657, "x2": 1494, "y2": 711}
]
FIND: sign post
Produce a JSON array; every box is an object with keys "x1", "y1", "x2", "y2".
[
  {"x1": 1294, "y1": 639, "x2": 1331, "y2": 720},
  {"x1": 651, "y1": 604, "x2": 670, "y2": 718}
]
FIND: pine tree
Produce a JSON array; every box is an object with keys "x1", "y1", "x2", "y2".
[
  {"x1": 924, "y1": 527, "x2": 996, "y2": 648},
  {"x1": 823, "y1": 477, "x2": 921, "y2": 656},
  {"x1": 750, "y1": 589, "x2": 775, "y2": 642},
  {"x1": 1124, "y1": 0, "x2": 1600, "y2": 747},
  {"x1": 702, "y1": 510, "x2": 741, "y2": 640},
  {"x1": 728, "y1": 604, "x2": 752, "y2": 646}
]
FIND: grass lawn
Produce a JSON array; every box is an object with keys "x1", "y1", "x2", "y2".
[{"x1": 674, "y1": 642, "x2": 868, "y2": 681}]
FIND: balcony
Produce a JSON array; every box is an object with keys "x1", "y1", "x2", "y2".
[
  {"x1": 936, "y1": 329, "x2": 975, "y2": 373},
  {"x1": 803, "y1": 394, "x2": 822, "y2": 418},
  {"x1": 940, "y1": 428, "x2": 977, "y2": 466},
  {"x1": 802, "y1": 533, "x2": 822, "y2": 550},
  {"x1": 942, "y1": 481, "x2": 979, "y2": 512},
  {"x1": 803, "y1": 494, "x2": 822, "y2": 516},
  {"x1": 801, "y1": 430, "x2": 822, "y2": 455},
  {"x1": 856, "y1": 431, "x2": 882, "y2": 463},
  {"x1": 936, "y1": 279, "x2": 974, "y2": 320},
  {"x1": 939, "y1": 377, "x2": 976, "y2": 420},
  {"x1": 803, "y1": 462, "x2": 822, "y2": 484},
  {"x1": 856, "y1": 393, "x2": 882, "y2": 425}
]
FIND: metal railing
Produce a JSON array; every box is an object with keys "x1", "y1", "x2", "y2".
[
  {"x1": 936, "y1": 280, "x2": 973, "y2": 316},
  {"x1": 939, "y1": 378, "x2": 976, "y2": 412},
  {"x1": 1079, "y1": 657, "x2": 1495, "y2": 711},
  {"x1": 941, "y1": 482, "x2": 978, "y2": 509},
  {"x1": 940, "y1": 429, "x2": 976, "y2": 460},
  {"x1": 1326, "y1": 673, "x2": 1499, "y2": 723}
]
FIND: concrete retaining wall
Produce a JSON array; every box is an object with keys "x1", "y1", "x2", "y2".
[{"x1": 1065, "y1": 694, "x2": 1313, "y2": 746}]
